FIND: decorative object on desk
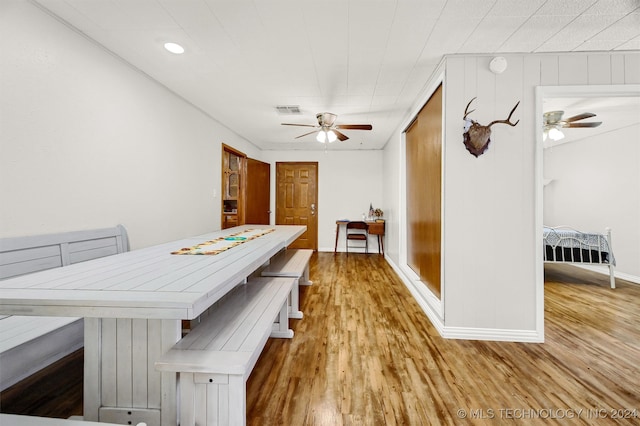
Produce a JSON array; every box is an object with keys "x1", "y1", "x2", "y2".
[
  {"x1": 369, "y1": 203, "x2": 374, "y2": 219},
  {"x1": 462, "y1": 97, "x2": 520, "y2": 157},
  {"x1": 172, "y1": 228, "x2": 274, "y2": 255},
  {"x1": 374, "y1": 208, "x2": 384, "y2": 219}
]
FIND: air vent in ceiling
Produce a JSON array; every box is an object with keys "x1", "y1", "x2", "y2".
[{"x1": 275, "y1": 105, "x2": 301, "y2": 115}]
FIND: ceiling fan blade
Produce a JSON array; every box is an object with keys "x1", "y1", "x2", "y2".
[
  {"x1": 335, "y1": 124, "x2": 373, "y2": 130},
  {"x1": 564, "y1": 112, "x2": 597, "y2": 122},
  {"x1": 282, "y1": 123, "x2": 317, "y2": 128},
  {"x1": 333, "y1": 130, "x2": 349, "y2": 141},
  {"x1": 295, "y1": 130, "x2": 319, "y2": 139},
  {"x1": 565, "y1": 122, "x2": 602, "y2": 128}
]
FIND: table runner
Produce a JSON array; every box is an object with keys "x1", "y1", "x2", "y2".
[{"x1": 171, "y1": 228, "x2": 275, "y2": 255}]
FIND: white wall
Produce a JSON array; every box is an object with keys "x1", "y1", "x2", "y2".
[
  {"x1": 260, "y1": 150, "x2": 384, "y2": 252},
  {"x1": 382, "y1": 51, "x2": 640, "y2": 342},
  {"x1": 544, "y1": 124, "x2": 640, "y2": 279},
  {"x1": 0, "y1": 0, "x2": 259, "y2": 249}
]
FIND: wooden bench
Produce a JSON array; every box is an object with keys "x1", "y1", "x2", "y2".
[
  {"x1": 0, "y1": 225, "x2": 129, "y2": 391},
  {"x1": 260, "y1": 249, "x2": 313, "y2": 319},
  {"x1": 155, "y1": 276, "x2": 295, "y2": 426},
  {"x1": 0, "y1": 413, "x2": 141, "y2": 426}
]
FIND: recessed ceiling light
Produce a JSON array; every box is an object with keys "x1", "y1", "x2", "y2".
[{"x1": 164, "y1": 42, "x2": 184, "y2": 54}]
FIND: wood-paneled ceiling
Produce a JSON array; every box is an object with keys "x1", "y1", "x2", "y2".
[{"x1": 32, "y1": 0, "x2": 640, "y2": 150}]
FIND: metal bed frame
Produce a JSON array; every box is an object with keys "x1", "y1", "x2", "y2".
[{"x1": 543, "y1": 226, "x2": 616, "y2": 289}]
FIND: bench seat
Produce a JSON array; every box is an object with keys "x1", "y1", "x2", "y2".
[
  {"x1": 260, "y1": 249, "x2": 313, "y2": 319},
  {"x1": 0, "y1": 414, "x2": 129, "y2": 426},
  {"x1": 0, "y1": 315, "x2": 83, "y2": 390},
  {"x1": 155, "y1": 276, "x2": 295, "y2": 426},
  {"x1": 0, "y1": 225, "x2": 128, "y2": 391}
]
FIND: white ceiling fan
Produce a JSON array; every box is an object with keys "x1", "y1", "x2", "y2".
[
  {"x1": 282, "y1": 112, "x2": 372, "y2": 143},
  {"x1": 543, "y1": 110, "x2": 602, "y2": 141}
]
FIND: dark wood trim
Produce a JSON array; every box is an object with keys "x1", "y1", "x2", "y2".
[{"x1": 221, "y1": 143, "x2": 247, "y2": 229}]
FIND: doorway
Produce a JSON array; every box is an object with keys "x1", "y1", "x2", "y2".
[
  {"x1": 275, "y1": 162, "x2": 318, "y2": 250},
  {"x1": 221, "y1": 144, "x2": 246, "y2": 229},
  {"x1": 536, "y1": 85, "x2": 640, "y2": 290}
]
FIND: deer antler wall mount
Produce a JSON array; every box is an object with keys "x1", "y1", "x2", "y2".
[{"x1": 463, "y1": 97, "x2": 520, "y2": 157}]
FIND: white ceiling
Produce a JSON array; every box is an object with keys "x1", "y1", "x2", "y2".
[{"x1": 32, "y1": 0, "x2": 640, "y2": 150}]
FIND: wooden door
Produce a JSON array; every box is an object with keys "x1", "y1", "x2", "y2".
[
  {"x1": 405, "y1": 84, "x2": 442, "y2": 298},
  {"x1": 276, "y1": 162, "x2": 318, "y2": 250},
  {"x1": 245, "y1": 158, "x2": 270, "y2": 225}
]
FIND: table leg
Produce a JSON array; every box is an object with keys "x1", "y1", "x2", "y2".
[
  {"x1": 84, "y1": 318, "x2": 180, "y2": 426},
  {"x1": 334, "y1": 223, "x2": 340, "y2": 253}
]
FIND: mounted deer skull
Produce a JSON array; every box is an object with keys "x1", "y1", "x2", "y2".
[{"x1": 463, "y1": 97, "x2": 520, "y2": 157}]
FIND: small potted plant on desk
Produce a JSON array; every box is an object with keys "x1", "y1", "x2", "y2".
[{"x1": 373, "y1": 208, "x2": 384, "y2": 222}]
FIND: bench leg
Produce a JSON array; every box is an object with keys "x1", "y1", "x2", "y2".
[
  {"x1": 180, "y1": 373, "x2": 246, "y2": 426},
  {"x1": 299, "y1": 265, "x2": 313, "y2": 286},
  {"x1": 289, "y1": 278, "x2": 303, "y2": 319},
  {"x1": 271, "y1": 300, "x2": 294, "y2": 338}
]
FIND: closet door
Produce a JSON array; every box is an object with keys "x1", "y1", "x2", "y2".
[{"x1": 405, "y1": 84, "x2": 442, "y2": 298}]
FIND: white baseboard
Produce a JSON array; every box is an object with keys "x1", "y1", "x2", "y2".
[
  {"x1": 385, "y1": 257, "x2": 544, "y2": 343},
  {"x1": 442, "y1": 326, "x2": 544, "y2": 342},
  {"x1": 384, "y1": 256, "x2": 446, "y2": 335},
  {"x1": 574, "y1": 264, "x2": 640, "y2": 285}
]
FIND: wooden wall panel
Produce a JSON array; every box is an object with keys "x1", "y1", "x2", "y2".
[
  {"x1": 611, "y1": 54, "x2": 626, "y2": 84},
  {"x1": 587, "y1": 55, "x2": 612, "y2": 84},
  {"x1": 625, "y1": 53, "x2": 640, "y2": 84},
  {"x1": 540, "y1": 55, "x2": 559, "y2": 85},
  {"x1": 559, "y1": 55, "x2": 588, "y2": 85}
]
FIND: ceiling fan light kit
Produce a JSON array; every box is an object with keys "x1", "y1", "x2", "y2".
[
  {"x1": 316, "y1": 130, "x2": 337, "y2": 143},
  {"x1": 545, "y1": 127, "x2": 565, "y2": 141}
]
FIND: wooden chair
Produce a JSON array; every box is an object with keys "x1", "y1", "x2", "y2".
[{"x1": 346, "y1": 221, "x2": 368, "y2": 255}]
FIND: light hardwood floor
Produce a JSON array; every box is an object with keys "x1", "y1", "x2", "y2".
[{"x1": 2, "y1": 253, "x2": 639, "y2": 425}]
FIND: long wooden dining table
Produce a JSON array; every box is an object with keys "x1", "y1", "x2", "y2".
[{"x1": 0, "y1": 225, "x2": 306, "y2": 426}]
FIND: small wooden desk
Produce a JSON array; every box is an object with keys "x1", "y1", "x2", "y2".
[{"x1": 334, "y1": 220, "x2": 385, "y2": 255}]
